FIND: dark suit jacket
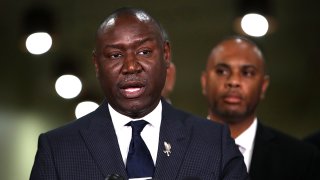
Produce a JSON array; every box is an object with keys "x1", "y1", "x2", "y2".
[
  {"x1": 30, "y1": 100, "x2": 248, "y2": 180},
  {"x1": 249, "y1": 122, "x2": 320, "y2": 180},
  {"x1": 304, "y1": 130, "x2": 320, "y2": 150}
]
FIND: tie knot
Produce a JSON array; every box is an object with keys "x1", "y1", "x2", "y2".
[
  {"x1": 126, "y1": 120, "x2": 148, "y2": 135},
  {"x1": 126, "y1": 120, "x2": 154, "y2": 178}
]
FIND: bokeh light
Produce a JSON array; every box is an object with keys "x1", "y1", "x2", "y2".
[
  {"x1": 75, "y1": 101, "x2": 99, "y2": 118},
  {"x1": 55, "y1": 74, "x2": 82, "y2": 99},
  {"x1": 241, "y1": 13, "x2": 269, "y2": 37},
  {"x1": 25, "y1": 32, "x2": 52, "y2": 55}
]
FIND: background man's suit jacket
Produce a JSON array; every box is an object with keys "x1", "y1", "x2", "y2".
[
  {"x1": 249, "y1": 122, "x2": 320, "y2": 180},
  {"x1": 304, "y1": 130, "x2": 320, "y2": 150},
  {"x1": 30, "y1": 100, "x2": 248, "y2": 180}
]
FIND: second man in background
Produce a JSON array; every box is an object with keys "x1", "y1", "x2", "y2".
[{"x1": 200, "y1": 36, "x2": 320, "y2": 180}]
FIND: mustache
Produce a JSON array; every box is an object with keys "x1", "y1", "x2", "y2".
[
  {"x1": 118, "y1": 75, "x2": 147, "y2": 87},
  {"x1": 123, "y1": 75, "x2": 145, "y2": 82},
  {"x1": 222, "y1": 90, "x2": 243, "y2": 99}
]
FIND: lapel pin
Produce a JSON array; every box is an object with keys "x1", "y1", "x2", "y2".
[{"x1": 163, "y1": 141, "x2": 171, "y2": 156}]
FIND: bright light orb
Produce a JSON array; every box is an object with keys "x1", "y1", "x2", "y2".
[
  {"x1": 25, "y1": 32, "x2": 52, "y2": 55},
  {"x1": 55, "y1": 74, "x2": 82, "y2": 99},
  {"x1": 75, "y1": 101, "x2": 99, "y2": 118},
  {"x1": 241, "y1": 13, "x2": 269, "y2": 37}
]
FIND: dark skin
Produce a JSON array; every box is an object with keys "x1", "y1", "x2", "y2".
[
  {"x1": 161, "y1": 62, "x2": 176, "y2": 99},
  {"x1": 93, "y1": 10, "x2": 171, "y2": 118},
  {"x1": 201, "y1": 37, "x2": 269, "y2": 138}
]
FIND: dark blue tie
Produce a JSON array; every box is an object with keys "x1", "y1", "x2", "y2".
[{"x1": 126, "y1": 120, "x2": 155, "y2": 179}]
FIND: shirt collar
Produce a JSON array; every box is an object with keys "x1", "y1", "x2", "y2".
[
  {"x1": 235, "y1": 118, "x2": 258, "y2": 152},
  {"x1": 108, "y1": 101, "x2": 162, "y2": 128}
]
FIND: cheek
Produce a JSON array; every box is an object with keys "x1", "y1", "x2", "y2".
[
  {"x1": 206, "y1": 77, "x2": 223, "y2": 93},
  {"x1": 99, "y1": 60, "x2": 121, "y2": 75},
  {"x1": 144, "y1": 59, "x2": 167, "y2": 76},
  {"x1": 153, "y1": 66, "x2": 167, "y2": 87},
  {"x1": 97, "y1": 64, "x2": 119, "y2": 85},
  {"x1": 205, "y1": 84, "x2": 222, "y2": 102},
  {"x1": 245, "y1": 84, "x2": 263, "y2": 101}
]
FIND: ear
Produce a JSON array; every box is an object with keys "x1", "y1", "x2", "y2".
[
  {"x1": 201, "y1": 71, "x2": 208, "y2": 96},
  {"x1": 260, "y1": 75, "x2": 270, "y2": 99},
  {"x1": 92, "y1": 50, "x2": 99, "y2": 78},
  {"x1": 163, "y1": 41, "x2": 171, "y2": 68}
]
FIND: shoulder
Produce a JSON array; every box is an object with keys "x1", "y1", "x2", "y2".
[
  {"x1": 256, "y1": 122, "x2": 319, "y2": 155},
  {"x1": 304, "y1": 130, "x2": 320, "y2": 150},
  {"x1": 45, "y1": 100, "x2": 109, "y2": 136},
  {"x1": 163, "y1": 101, "x2": 228, "y2": 142},
  {"x1": 43, "y1": 108, "x2": 99, "y2": 139},
  {"x1": 251, "y1": 122, "x2": 320, "y2": 179},
  {"x1": 165, "y1": 102, "x2": 225, "y2": 129}
]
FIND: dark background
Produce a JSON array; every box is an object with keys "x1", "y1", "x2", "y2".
[{"x1": 1, "y1": 0, "x2": 320, "y2": 179}]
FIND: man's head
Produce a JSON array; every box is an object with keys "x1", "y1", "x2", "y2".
[
  {"x1": 161, "y1": 62, "x2": 176, "y2": 101},
  {"x1": 93, "y1": 8, "x2": 171, "y2": 118},
  {"x1": 160, "y1": 29, "x2": 175, "y2": 102},
  {"x1": 201, "y1": 36, "x2": 269, "y2": 125}
]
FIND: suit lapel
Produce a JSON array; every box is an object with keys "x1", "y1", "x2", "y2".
[
  {"x1": 153, "y1": 100, "x2": 192, "y2": 179},
  {"x1": 249, "y1": 121, "x2": 275, "y2": 177},
  {"x1": 78, "y1": 99, "x2": 193, "y2": 179},
  {"x1": 79, "y1": 101, "x2": 127, "y2": 179}
]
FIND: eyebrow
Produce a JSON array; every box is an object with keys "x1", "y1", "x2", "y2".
[
  {"x1": 241, "y1": 64, "x2": 258, "y2": 70},
  {"x1": 215, "y1": 63, "x2": 229, "y2": 68},
  {"x1": 103, "y1": 37, "x2": 156, "y2": 50},
  {"x1": 215, "y1": 62, "x2": 258, "y2": 70}
]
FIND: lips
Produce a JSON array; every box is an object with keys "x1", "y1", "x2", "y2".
[
  {"x1": 223, "y1": 92, "x2": 242, "y2": 104},
  {"x1": 119, "y1": 80, "x2": 146, "y2": 99}
]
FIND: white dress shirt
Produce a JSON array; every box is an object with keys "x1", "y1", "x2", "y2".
[
  {"x1": 235, "y1": 118, "x2": 258, "y2": 172},
  {"x1": 108, "y1": 101, "x2": 162, "y2": 166}
]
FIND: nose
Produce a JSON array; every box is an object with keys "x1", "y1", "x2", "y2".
[
  {"x1": 121, "y1": 53, "x2": 142, "y2": 74},
  {"x1": 226, "y1": 73, "x2": 241, "y2": 88}
]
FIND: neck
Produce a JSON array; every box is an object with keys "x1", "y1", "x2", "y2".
[{"x1": 208, "y1": 113, "x2": 255, "y2": 139}]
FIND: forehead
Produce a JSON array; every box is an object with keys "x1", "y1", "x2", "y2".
[
  {"x1": 100, "y1": 11, "x2": 152, "y2": 30},
  {"x1": 98, "y1": 12, "x2": 161, "y2": 40},
  {"x1": 208, "y1": 39, "x2": 264, "y2": 68},
  {"x1": 95, "y1": 15, "x2": 163, "y2": 49}
]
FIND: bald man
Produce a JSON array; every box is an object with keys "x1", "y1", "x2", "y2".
[
  {"x1": 201, "y1": 36, "x2": 320, "y2": 180},
  {"x1": 30, "y1": 9, "x2": 248, "y2": 180}
]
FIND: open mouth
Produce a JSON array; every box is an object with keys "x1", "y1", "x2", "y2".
[{"x1": 119, "y1": 81, "x2": 146, "y2": 99}]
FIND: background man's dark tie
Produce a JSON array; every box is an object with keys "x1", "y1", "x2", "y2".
[{"x1": 126, "y1": 120, "x2": 154, "y2": 179}]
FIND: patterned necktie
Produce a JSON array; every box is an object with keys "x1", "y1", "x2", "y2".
[{"x1": 126, "y1": 120, "x2": 154, "y2": 179}]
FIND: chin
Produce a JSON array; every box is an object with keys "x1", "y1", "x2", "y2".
[
  {"x1": 215, "y1": 108, "x2": 244, "y2": 119},
  {"x1": 122, "y1": 100, "x2": 150, "y2": 118}
]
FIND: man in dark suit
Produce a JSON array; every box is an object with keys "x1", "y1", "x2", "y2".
[
  {"x1": 30, "y1": 8, "x2": 248, "y2": 180},
  {"x1": 201, "y1": 36, "x2": 320, "y2": 179}
]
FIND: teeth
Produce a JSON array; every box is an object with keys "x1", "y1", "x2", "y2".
[{"x1": 125, "y1": 87, "x2": 140, "y2": 93}]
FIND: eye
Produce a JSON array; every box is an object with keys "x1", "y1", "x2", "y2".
[
  {"x1": 137, "y1": 49, "x2": 152, "y2": 57},
  {"x1": 109, "y1": 53, "x2": 123, "y2": 59},
  {"x1": 103, "y1": 50, "x2": 123, "y2": 60},
  {"x1": 242, "y1": 68, "x2": 256, "y2": 77},
  {"x1": 215, "y1": 67, "x2": 229, "y2": 76}
]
